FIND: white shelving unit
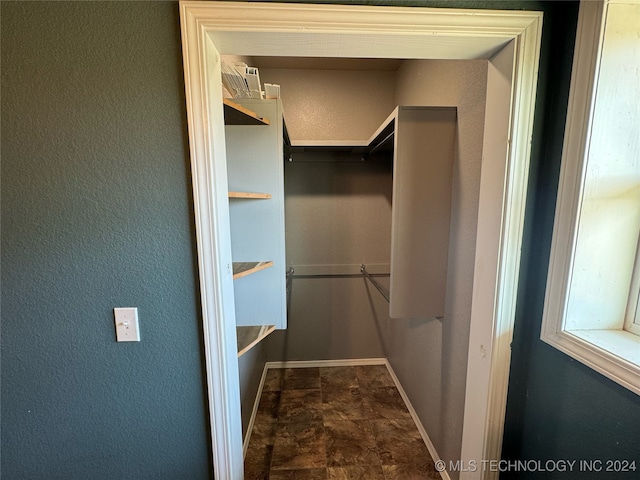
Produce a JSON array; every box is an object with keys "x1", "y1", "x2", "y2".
[{"x1": 224, "y1": 99, "x2": 287, "y2": 356}]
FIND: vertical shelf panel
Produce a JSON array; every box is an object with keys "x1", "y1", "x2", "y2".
[
  {"x1": 225, "y1": 99, "x2": 287, "y2": 329},
  {"x1": 389, "y1": 107, "x2": 457, "y2": 319}
]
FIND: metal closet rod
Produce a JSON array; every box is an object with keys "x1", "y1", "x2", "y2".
[
  {"x1": 360, "y1": 265, "x2": 390, "y2": 303},
  {"x1": 286, "y1": 265, "x2": 390, "y2": 303},
  {"x1": 367, "y1": 131, "x2": 394, "y2": 156}
]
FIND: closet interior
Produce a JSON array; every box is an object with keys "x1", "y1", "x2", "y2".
[
  {"x1": 225, "y1": 58, "x2": 456, "y2": 351},
  {"x1": 221, "y1": 55, "x2": 488, "y2": 475}
]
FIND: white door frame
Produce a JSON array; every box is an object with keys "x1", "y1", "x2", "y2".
[{"x1": 179, "y1": 2, "x2": 543, "y2": 479}]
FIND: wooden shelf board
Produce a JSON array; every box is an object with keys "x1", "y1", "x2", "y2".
[
  {"x1": 288, "y1": 108, "x2": 399, "y2": 158},
  {"x1": 223, "y1": 98, "x2": 270, "y2": 126},
  {"x1": 228, "y1": 191, "x2": 272, "y2": 199},
  {"x1": 232, "y1": 261, "x2": 274, "y2": 280},
  {"x1": 237, "y1": 325, "x2": 276, "y2": 357}
]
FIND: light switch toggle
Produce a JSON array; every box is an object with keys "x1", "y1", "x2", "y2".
[{"x1": 114, "y1": 307, "x2": 140, "y2": 342}]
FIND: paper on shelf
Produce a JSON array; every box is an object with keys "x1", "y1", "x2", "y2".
[
  {"x1": 264, "y1": 83, "x2": 280, "y2": 99},
  {"x1": 221, "y1": 62, "x2": 248, "y2": 98},
  {"x1": 245, "y1": 67, "x2": 263, "y2": 99},
  {"x1": 221, "y1": 62, "x2": 264, "y2": 99}
]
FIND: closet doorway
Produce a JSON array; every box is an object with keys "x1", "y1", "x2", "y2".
[{"x1": 179, "y1": 2, "x2": 543, "y2": 479}]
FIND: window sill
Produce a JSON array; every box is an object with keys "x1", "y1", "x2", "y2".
[
  {"x1": 541, "y1": 328, "x2": 640, "y2": 395},
  {"x1": 570, "y1": 329, "x2": 640, "y2": 365}
]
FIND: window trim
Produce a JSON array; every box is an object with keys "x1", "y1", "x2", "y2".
[
  {"x1": 624, "y1": 242, "x2": 640, "y2": 336},
  {"x1": 541, "y1": 0, "x2": 640, "y2": 395}
]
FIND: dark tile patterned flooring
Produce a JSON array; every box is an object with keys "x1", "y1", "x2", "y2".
[{"x1": 244, "y1": 365, "x2": 441, "y2": 479}]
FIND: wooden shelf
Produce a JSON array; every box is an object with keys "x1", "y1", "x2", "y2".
[
  {"x1": 223, "y1": 98, "x2": 270, "y2": 126},
  {"x1": 228, "y1": 191, "x2": 272, "y2": 199},
  {"x1": 232, "y1": 261, "x2": 274, "y2": 280},
  {"x1": 237, "y1": 325, "x2": 276, "y2": 357},
  {"x1": 288, "y1": 112, "x2": 396, "y2": 161}
]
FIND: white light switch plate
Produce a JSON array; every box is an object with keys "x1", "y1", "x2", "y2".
[{"x1": 114, "y1": 307, "x2": 140, "y2": 342}]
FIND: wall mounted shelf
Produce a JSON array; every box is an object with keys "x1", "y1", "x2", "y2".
[
  {"x1": 232, "y1": 261, "x2": 274, "y2": 280},
  {"x1": 237, "y1": 325, "x2": 276, "y2": 357},
  {"x1": 228, "y1": 191, "x2": 272, "y2": 199},
  {"x1": 223, "y1": 98, "x2": 270, "y2": 126},
  {"x1": 288, "y1": 114, "x2": 395, "y2": 161}
]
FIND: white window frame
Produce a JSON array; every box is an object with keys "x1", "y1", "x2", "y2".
[
  {"x1": 541, "y1": 0, "x2": 640, "y2": 395},
  {"x1": 625, "y1": 244, "x2": 640, "y2": 336}
]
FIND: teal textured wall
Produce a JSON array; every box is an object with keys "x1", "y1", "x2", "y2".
[
  {"x1": 1, "y1": 2, "x2": 211, "y2": 478},
  {"x1": 2, "y1": 1, "x2": 639, "y2": 479}
]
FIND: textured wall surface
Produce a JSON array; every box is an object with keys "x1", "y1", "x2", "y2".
[
  {"x1": 3, "y1": 1, "x2": 640, "y2": 479},
  {"x1": 1, "y1": 2, "x2": 211, "y2": 478},
  {"x1": 258, "y1": 68, "x2": 397, "y2": 142}
]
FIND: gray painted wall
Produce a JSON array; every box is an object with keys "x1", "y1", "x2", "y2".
[
  {"x1": 385, "y1": 59, "x2": 488, "y2": 475},
  {"x1": 1, "y1": 2, "x2": 211, "y2": 478},
  {"x1": 258, "y1": 68, "x2": 398, "y2": 142},
  {"x1": 271, "y1": 160, "x2": 393, "y2": 360}
]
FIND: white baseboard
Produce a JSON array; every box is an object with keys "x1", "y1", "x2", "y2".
[
  {"x1": 243, "y1": 357, "x2": 450, "y2": 480},
  {"x1": 383, "y1": 360, "x2": 451, "y2": 480},
  {"x1": 265, "y1": 358, "x2": 387, "y2": 369}
]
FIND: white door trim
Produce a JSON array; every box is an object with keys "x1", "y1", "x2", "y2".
[{"x1": 179, "y1": 3, "x2": 543, "y2": 479}]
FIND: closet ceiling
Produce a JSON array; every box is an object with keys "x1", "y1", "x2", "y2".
[{"x1": 251, "y1": 56, "x2": 403, "y2": 71}]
